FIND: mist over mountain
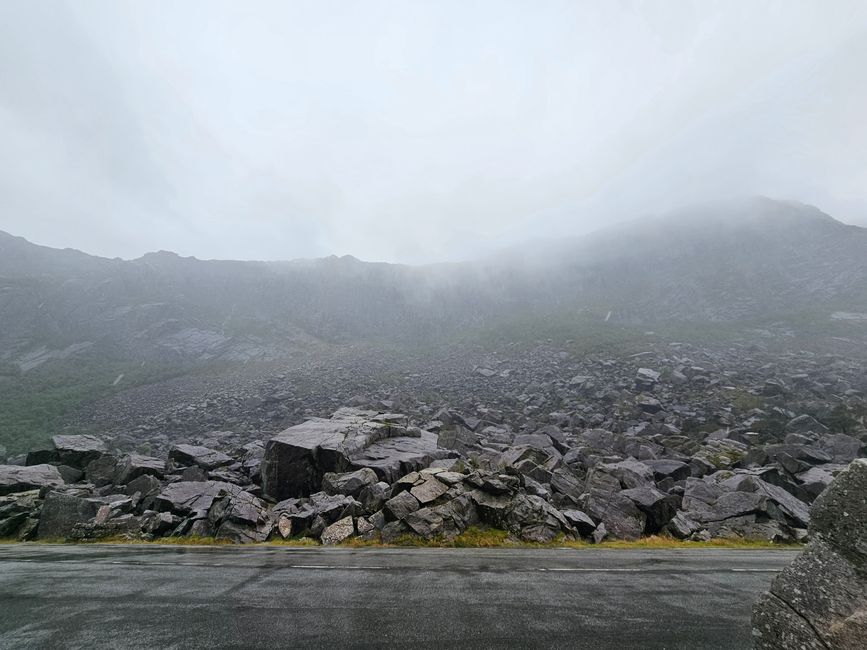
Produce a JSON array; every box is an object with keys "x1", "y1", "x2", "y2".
[
  {"x1": 2, "y1": 197, "x2": 866, "y2": 368},
  {"x1": 3, "y1": 196, "x2": 867, "y2": 457}
]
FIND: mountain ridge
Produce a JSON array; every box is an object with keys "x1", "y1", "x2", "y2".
[{"x1": 2, "y1": 197, "x2": 866, "y2": 370}]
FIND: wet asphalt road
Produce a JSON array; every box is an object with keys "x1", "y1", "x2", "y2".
[{"x1": 0, "y1": 544, "x2": 796, "y2": 649}]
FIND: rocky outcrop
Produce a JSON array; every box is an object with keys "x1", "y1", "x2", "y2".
[
  {"x1": 3, "y1": 362, "x2": 866, "y2": 550},
  {"x1": 260, "y1": 408, "x2": 447, "y2": 499},
  {"x1": 752, "y1": 459, "x2": 867, "y2": 649}
]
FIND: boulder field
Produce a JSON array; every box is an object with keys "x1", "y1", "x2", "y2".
[{"x1": 1, "y1": 400, "x2": 863, "y2": 546}]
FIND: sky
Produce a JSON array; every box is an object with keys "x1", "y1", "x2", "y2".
[{"x1": 1, "y1": 1, "x2": 866, "y2": 263}]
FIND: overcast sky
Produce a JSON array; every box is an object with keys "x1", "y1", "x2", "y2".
[{"x1": 1, "y1": 1, "x2": 866, "y2": 263}]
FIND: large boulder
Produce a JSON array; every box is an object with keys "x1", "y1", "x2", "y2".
[
  {"x1": 51, "y1": 435, "x2": 107, "y2": 469},
  {"x1": 752, "y1": 459, "x2": 867, "y2": 649},
  {"x1": 321, "y1": 468, "x2": 379, "y2": 498},
  {"x1": 384, "y1": 490, "x2": 421, "y2": 521},
  {"x1": 622, "y1": 486, "x2": 679, "y2": 532},
  {"x1": 321, "y1": 516, "x2": 355, "y2": 545},
  {"x1": 504, "y1": 493, "x2": 572, "y2": 543},
  {"x1": 154, "y1": 481, "x2": 243, "y2": 516},
  {"x1": 84, "y1": 455, "x2": 119, "y2": 488},
  {"x1": 37, "y1": 491, "x2": 102, "y2": 539},
  {"x1": 114, "y1": 454, "x2": 165, "y2": 485},
  {"x1": 681, "y1": 478, "x2": 766, "y2": 523},
  {"x1": 404, "y1": 495, "x2": 477, "y2": 540},
  {"x1": 499, "y1": 446, "x2": 561, "y2": 484},
  {"x1": 273, "y1": 492, "x2": 361, "y2": 538},
  {"x1": 261, "y1": 408, "x2": 446, "y2": 500},
  {"x1": 579, "y1": 468, "x2": 646, "y2": 540},
  {"x1": 208, "y1": 489, "x2": 272, "y2": 543},
  {"x1": 0, "y1": 464, "x2": 64, "y2": 496},
  {"x1": 0, "y1": 490, "x2": 41, "y2": 538}
]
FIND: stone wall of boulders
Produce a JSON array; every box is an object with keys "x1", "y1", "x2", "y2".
[
  {"x1": 1, "y1": 391, "x2": 864, "y2": 545},
  {"x1": 752, "y1": 459, "x2": 867, "y2": 649}
]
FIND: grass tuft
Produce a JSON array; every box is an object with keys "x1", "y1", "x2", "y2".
[{"x1": 1, "y1": 530, "x2": 801, "y2": 550}]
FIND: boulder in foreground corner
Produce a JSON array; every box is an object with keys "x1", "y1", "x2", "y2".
[{"x1": 752, "y1": 459, "x2": 867, "y2": 649}]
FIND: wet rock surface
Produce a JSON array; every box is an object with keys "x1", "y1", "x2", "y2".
[
  {"x1": 1, "y1": 338, "x2": 865, "y2": 546},
  {"x1": 752, "y1": 459, "x2": 867, "y2": 649}
]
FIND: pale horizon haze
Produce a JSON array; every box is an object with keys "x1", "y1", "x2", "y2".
[{"x1": 2, "y1": 1, "x2": 867, "y2": 263}]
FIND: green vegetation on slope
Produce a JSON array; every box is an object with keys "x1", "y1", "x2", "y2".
[{"x1": 0, "y1": 357, "x2": 188, "y2": 455}]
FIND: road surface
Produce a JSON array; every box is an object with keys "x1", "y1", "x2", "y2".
[{"x1": 0, "y1": 544, "x2": 796, "y2": 649}]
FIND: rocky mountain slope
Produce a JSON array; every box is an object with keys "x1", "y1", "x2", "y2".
[
  {"x1": 1, "y1": 197, "x2": 866, "y2": 545},
  {"x1": 2, "y1": 197, "x2": 866, "y2": 370}
]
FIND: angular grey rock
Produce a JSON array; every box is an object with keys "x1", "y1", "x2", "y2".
[
  {"x1": 322, "y1": 468, "x2": 378, "y2": 498},
  {"x1": 154, "y1": 481, "x2": 242, "y2": 516},
  {"x1": 51, "y1": 435, "x2": 107, "y2": 469},
  {"x1": 752, "y1": 459, "x2": 867, "y2": 649},
  {"x1": 603, "y1": 459, "x2": 654, "y2": 489},
  {"x1": 141, "y1": 510, "x2": 177, "y2": 537},
  {"x1": 69, "y1": 512, "x2": 143, "y2": 542},
  {"x1": 665, "y1": 511, "x2": 702, "y2": 539},
  {"x1": 209, "y1": 489, "x2": 272, "y2": 543},
  {"x1": 723, "y1": 474, "x2": 810, "y2": 528},
  {"x1": 0, "y1": 490, "x2": 41, "y2": 538},
  {"x1": 550, "y1": 468, "x2": 584, "y2": 501},
  {"x1": 25, "y1": 447, "x2": 59, "y2": 466},
  {"x1": 636, "y1": 368, "x2": 661, "y2": 389},
  {"x1": 351, "y1": 430, "x2": 447, "y2": 484},
  {"x1": 384, "y1": 490, "x2": 420, "y2": 521},
  {"x1": 273, "y1": 491, "x2": 362, "y2": 540},
  {"x1": 114, "y1": 454, "x2": 165, "y2": 484},
  {"x1": 645, "y1": 459, "x2": 691, "y2": 482},
  {"x1": 469, "y1": 489, "x2": 512, "y2": 528},
  {"x1": 635, "y1": 395, "x2": 662, "y2": 413},
  {"x1": 818, "y1": 433, "x2": 863, "y2": 464},
  {"x1": 321, "y1": 516, "x2": 355, "y2": 545},
  {"x1": 498, "y1": 446, "x2": 561, "y2": 484},
  {"x1": 37, "y1": 491, "x2": 101, "y2": 539},
  {"x1": 84, "y1": 455, "x2": 119, "y2": 487},
  {"x1": 561, "y1": 509, "x2": 596, "y2": 536},
  {"x1": 261, "y1": 408, "x2": 445, "y2": 500},
  {"x1": 784, "y1": 414, "x2": 828, "y2": 434},
  {"x1": 358, "y1": 481, "x2": 390, "y2": 513},
  {"x1": 681, "y1": 478, "x2": 767, "y2": 524},
  {"x1": 169, "y1": 444, "x2": 232, "y2": 470},
  {"x1": 356, "y1": 516, "x2": 376, "y2": 538},
  {"x1": 581, "y1": 468, "x2": 646, "y2": 540},
  {"x1": 0, "y1": 464, "x2": 64, "y2": 496},
  {"x1": 592, "y1": 522, "x2": 608, "y2": 544},
  {"x1": 409, "y1": 475, "x2": 449, "y2": 504},
  {"x1": 380, "y1": 519, "x2": 409, "y2": 543},
  {"x1": 504, "y1": 493, "x2": 571, "y2": 543},
  {"x1": 125, "y1": 474, "x2": 163, "y2": 499},
  {"x1": 403, "y1": 507, "x2": 445, "y2": 539},
  {"x1": 621, "y1": 486, "x2": 678, "y2": 532},
  {"x1": 809, "y1": 458, "x2": 867, "y2": 565},
  {"x1": 55, "y1": 465, "x2": 82, "y2": 484}
]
